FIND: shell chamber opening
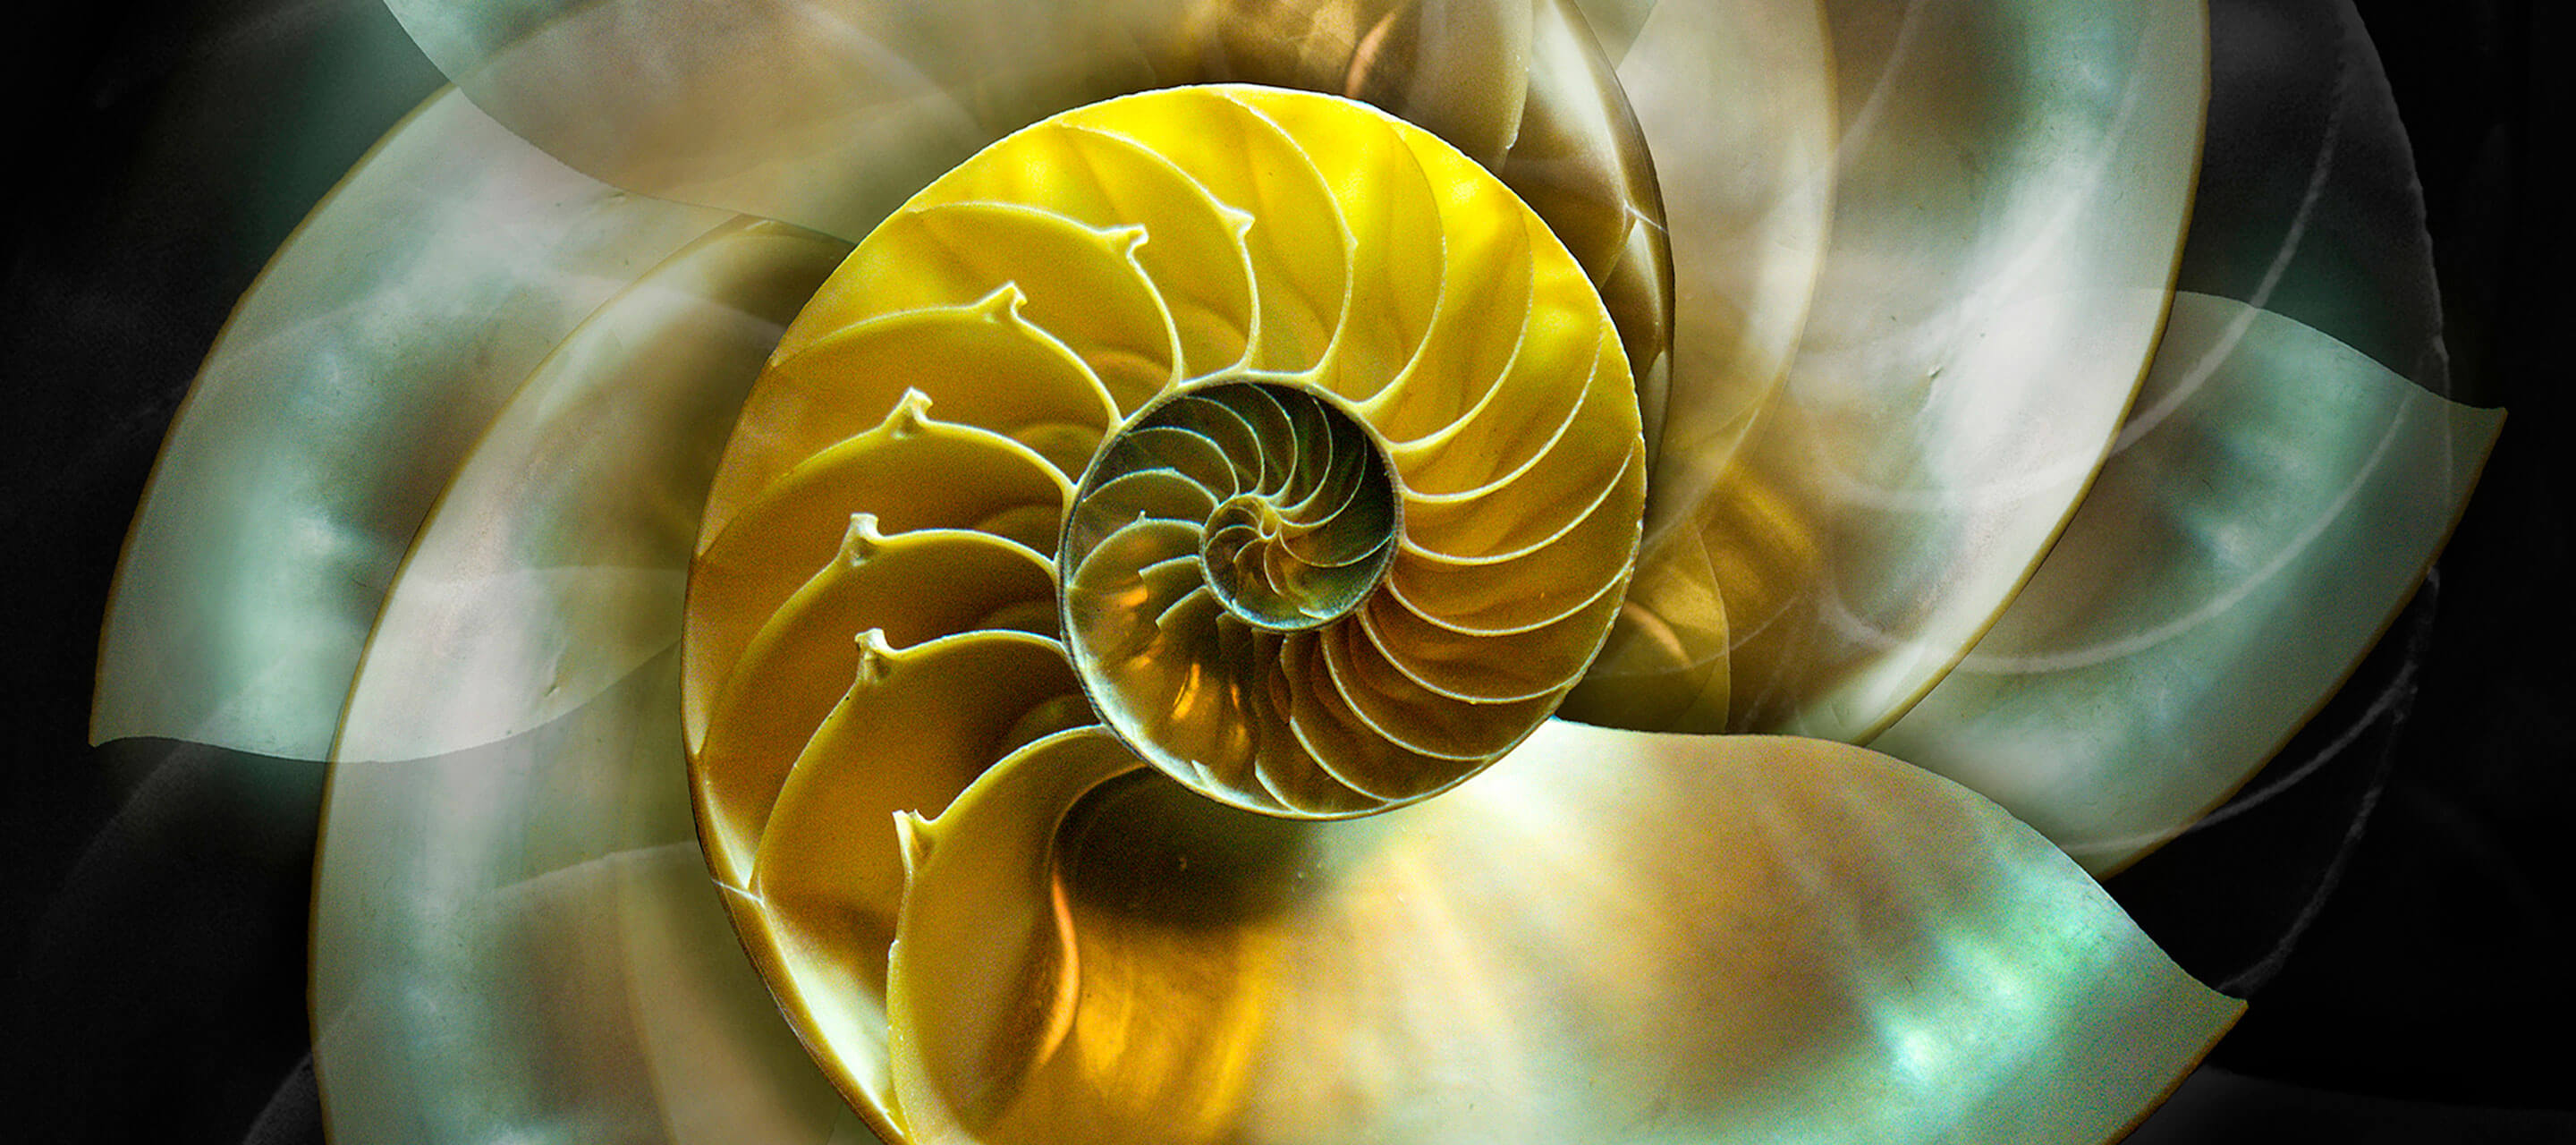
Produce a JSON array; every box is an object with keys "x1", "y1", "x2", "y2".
[{"x1": 1064, "y1": 381, "x2": 1400, "y2": 635}]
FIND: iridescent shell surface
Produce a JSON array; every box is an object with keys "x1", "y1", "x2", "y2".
[
  {"x1": 76, "y1": 3, "x2": 2513, "y2": 1144},
  {"x1": 686, "y1": 85, "x2": 1644, "y2": 1131}
]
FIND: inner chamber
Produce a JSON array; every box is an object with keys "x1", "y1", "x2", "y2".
[{"x1": 1058, "y1": 380, "x2": 1409, "y2": 814}]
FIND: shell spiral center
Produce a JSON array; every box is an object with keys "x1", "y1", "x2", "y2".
[{"x1": 1067, "y1": 381, "x2": 1398, "y2": 637}]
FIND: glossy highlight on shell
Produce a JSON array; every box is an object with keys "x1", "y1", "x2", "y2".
[
  {"x1": 683, "y1": 82, "x2": 1641, "y2": 1124},
  {"x1": 80, "y1": 4, "x2": 2521, "y2": 1144}
]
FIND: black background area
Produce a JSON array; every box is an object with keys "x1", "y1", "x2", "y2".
[{"x1": 2, "y1": 1, "x2": 2570, "y2": 1141}]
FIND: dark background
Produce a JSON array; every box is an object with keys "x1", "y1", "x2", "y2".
[{"x1": 3, "y1": 1, "x2": 2570, "y2": 1141}]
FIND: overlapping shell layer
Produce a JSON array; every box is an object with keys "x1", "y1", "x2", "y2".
[
  {"x1": 682, "y1": 83, "x2": 1641, "y2": 1124},
  {"x1": 92, "y1": 5, "x2": 2521, "y2": 1144}
]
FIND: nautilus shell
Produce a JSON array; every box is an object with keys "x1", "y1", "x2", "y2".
[
  {"x1": 81, "y1": 1, "x2": 2511, "y2": 1143},
  {"x1": 690, "y1": 86, "x2": 1644, "y2": 1124}
]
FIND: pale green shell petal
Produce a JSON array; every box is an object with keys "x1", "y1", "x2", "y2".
[
  {"x1": 1860, "y1": 0, "x2": 2486, "y2": 875},
  {"x1": 2183, "y1": 0, "x2": 2458, "y2": 400},
  {"x1": 311, "y1": 217, "x2": 860, "y2": 1142},
  {"x1": 335, "y1": 218, "x2": 848, "y2": 761},
  {"x1": 1592, "y1": 0, "x2": 2211, "y2": 741},
  {"x1": 1874, "y1": 294, "x2": 2504, "y2": 874},
  {"x1": 887, "y1": 721, "x2": 2241, "y2": 1145},
  {"x1": 92, "y1": 89, "x2": 728, "y2": 758},
  {"x1": 315, "y1": 656, "x2": 862, "y2": 1145}
]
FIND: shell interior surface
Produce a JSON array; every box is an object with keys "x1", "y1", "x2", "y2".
[
  {"x1": 91, "y1": 89, "x2": 732, "y2": 759},
  {"x1": 886, "y1": 724, "x2": 2241, "y2": 1145},
  {"x1": 1581, "y1": 0, "x2": 2212, "y2": 746},
  {"x1": 74, "y1": 3, "x2": 2515, "y2": 1143},
  {"x1": 684, "y1": 83, "x2": 1643, "y2": 1130},
  {"x1": 309, "y1": 212, "x2": 865, "y2": 1144}
]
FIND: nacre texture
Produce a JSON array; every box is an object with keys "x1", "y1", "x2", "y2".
[
  {"x1": 886, "y1": 725, "x2": 2238, "y2": 1145},
  {"x1": 686, "y1": 85, "x2": 1644, "y2": 1128},
  {"x1": 82, "y1": 2, "x2": 2515, "y2": 1144}
]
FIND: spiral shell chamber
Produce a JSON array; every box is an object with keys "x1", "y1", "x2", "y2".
[
  {"x1": 1040, "y1": 87, "x2": 1647, "y2": 818},
  {"x1": 691, "y1": 81, "x2": 1648, "y2": 844},
  {"x1": 678, "y1": 82, "x2": 1645, "y2": 1130}
]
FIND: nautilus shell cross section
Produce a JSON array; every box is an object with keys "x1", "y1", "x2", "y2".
[{"x1": 682, "y1": 84, "x2": 1642, "y2": 1126}]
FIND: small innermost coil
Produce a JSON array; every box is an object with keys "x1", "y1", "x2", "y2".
[{"x1": 1070, "y1": 381, "x2": 1398, "y2": 633}]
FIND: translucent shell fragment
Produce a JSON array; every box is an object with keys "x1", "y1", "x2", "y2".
[
  {"x1": 1567, "y1": 0, "x2": 2211, "y2": 746},
  {"x1": 684, "y1": 83, "x2": 1641, "y2": 1131}
]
